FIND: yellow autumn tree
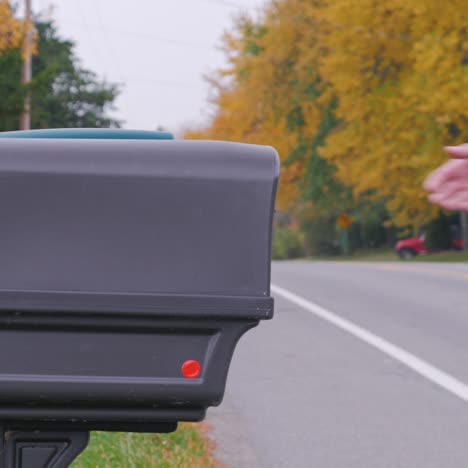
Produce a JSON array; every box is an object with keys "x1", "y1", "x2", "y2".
[
  {"x1": 314, "y1": 0, "x2": 468, "y2": 227},
  {"x1": 0, "y1": 1, "x2": 24, "y2": 54},
  {"x1": 186, "y1": 0, "x2": 325, "y2": 211},
  {"x1": 187, "y1": 0, "x2": 468, "y2": 230}
]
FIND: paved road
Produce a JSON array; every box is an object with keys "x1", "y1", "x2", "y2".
[{"x1": 207, "y1": 261, "x2": 468, "y2": 468}]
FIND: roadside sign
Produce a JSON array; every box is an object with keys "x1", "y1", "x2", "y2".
[{"x1": 337, "y1": 213, "x2": 353, "y2": 229}]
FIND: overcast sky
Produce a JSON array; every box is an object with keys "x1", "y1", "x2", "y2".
[{"x1": 32, "y1": 0, "x2": 266, "y2": 134}]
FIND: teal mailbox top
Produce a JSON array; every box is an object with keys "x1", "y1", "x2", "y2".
[{"x1": 0, "y1": 128, "x2": 174, "y2": 140}]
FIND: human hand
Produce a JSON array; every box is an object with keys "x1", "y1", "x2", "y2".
[{"x1": 424, "y1": 144, "x2": 468, "y2": 212}]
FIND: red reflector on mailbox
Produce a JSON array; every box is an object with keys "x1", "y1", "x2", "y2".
[{"x1": 182, "y1": 360, "x2": 201, "y2": 379}]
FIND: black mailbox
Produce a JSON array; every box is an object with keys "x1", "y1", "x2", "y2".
[{"x1": 0, "y1": 131, "x2": 279, "y2": 436}]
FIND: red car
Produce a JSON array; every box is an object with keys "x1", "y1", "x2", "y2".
[{"x1": 395, "y1": 233, "x2": 463, "y2": 259}]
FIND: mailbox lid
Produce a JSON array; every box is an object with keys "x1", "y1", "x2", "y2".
[
  {"x1": 0, "y1": 128, "x2": 175, "y2": 140},
  {"x1": 0, "y1": 139, "x2": 278, "y2": 315}
]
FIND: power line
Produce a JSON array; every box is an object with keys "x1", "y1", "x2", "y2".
[
  {"x1": 125, "y1": 77, "x2": 198, "y2": 89},
  {"x1": 94, "y1": 0, "x2": 126, "y2": 83},
  {"x1": 74, "y1": 0, "x2": 112, "y2": 78},
  {"x1": 194, "y1": 0, "x2": 250, "y2": 8},
  {"x1": 60, "y1": 19, "x2": 214, "y2": 50}
]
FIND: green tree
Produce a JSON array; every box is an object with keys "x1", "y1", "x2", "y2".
[{"x1": 0, "y1": 19, "x2": 120, "y2": 131}]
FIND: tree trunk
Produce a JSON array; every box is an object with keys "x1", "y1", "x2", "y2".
[{"x1": 460, "y1": 212, "x2": 468, "y2": 251}]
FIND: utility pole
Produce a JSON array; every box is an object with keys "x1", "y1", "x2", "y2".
[{"x1": 19, "y1": 0, "x2": 32, "y2": 130}]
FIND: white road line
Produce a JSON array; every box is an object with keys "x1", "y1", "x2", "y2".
[{"x1": 271, "y1": 283, "x2": 468, "y2": 404}]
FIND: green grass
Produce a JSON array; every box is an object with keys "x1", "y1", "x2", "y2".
[
  {"x1": 409, "y1": 250, "x2": 468, "y2": 262},
  {"x1": 309, "y1": 248, "x2": 468, "y2": 262},
  {"x1": 310, "y1": 248, "x2": 396, "y2": 262},
  {"x1": 72, "y1": 423, "x2": 220, "y2": 468}
]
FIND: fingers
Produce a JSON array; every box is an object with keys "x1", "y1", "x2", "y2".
[
  {"x1": 428, "y1": 179, "x2": 467, "y2": 204},
  {"x1": 444, "y1": 143, "x2": 468, "y2": 159},
  {"x1": 433, "y1": 189, "x2": 468, "y2": 212},
  {"x1": 425, "y1": 143, "x2": 468, "y2": 211},
  {"x1": 424, "y1": 159, "x2": 465, "y2": 192}
]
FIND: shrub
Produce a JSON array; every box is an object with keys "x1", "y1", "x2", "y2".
[
  {"x1": 425, "y1": 213, "x2": 457, "y2": 251},
  {"x1": 272, "y1": 228, "x2": 304, "y2": 260},
  {"x1": 301, "y1": 217, "x2": 340, "y2": 257}
]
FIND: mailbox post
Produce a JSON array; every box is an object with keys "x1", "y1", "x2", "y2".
[{"x1": 0, "y1": 129, "x2": 279, "y2": 467}]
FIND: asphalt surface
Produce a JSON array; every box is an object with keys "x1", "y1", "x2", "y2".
[{"x1": 206, "y1": 261, "x2": 468, "y2": 468}]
